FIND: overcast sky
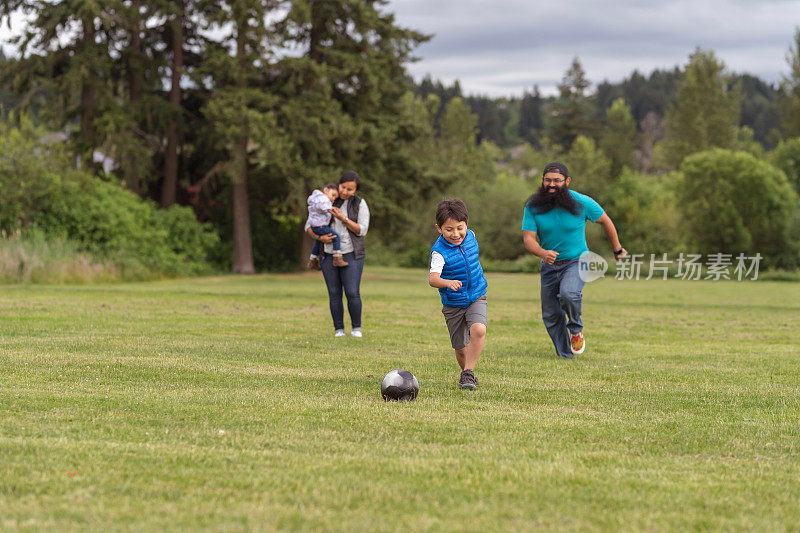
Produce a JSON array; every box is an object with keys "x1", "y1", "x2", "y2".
[
  {"x1": 2, "y1": 1, "x2": 798, "y2": 98},
  {"x1": 387, "y1": 0, "x2": 800, "y2": 97}
]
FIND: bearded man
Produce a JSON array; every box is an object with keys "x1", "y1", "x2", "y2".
[{"x1": 522, "y1": 162, "x2": 627, "y2": 358}]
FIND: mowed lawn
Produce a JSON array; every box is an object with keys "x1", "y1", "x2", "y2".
[{"x1": 1, "y1": 267, "x2": 799, "y2": 531}]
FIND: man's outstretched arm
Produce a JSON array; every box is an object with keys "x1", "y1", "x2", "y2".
[{"x1": 596, "y1": 213, "x2": 628, "y2": 259}]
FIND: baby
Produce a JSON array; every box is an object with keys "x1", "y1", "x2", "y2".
[{"x1": 307, "y1": 183, "x2": 348, "y2": 269}]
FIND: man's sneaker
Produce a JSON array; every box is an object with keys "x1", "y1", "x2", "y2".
[
  {"x1": 458, "y1": 369, "x2": 477, "y2": 391},
  {"x1": 307, "y1": 257, "x2": 321, "y2": 270},
  {"x1": 570, "y1": 332, "x2": 585, "y2": 355}
]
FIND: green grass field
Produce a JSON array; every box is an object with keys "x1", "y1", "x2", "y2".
[{"x1": 1, "y1": 267, "x2": 799, "y2": 530}]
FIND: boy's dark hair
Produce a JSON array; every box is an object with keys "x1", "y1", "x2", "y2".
[
  {"x1": 323, "y1": 182, "x2": 337, "y2": 191},
  {"x1": 435, "y1": 198, "x2": 469, "y2": 227},
  {"x1": 339, "y1": 170, "x2": 360, "y2": 189}
]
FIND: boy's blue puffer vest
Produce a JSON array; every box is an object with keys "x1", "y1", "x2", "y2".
[{"x1": 431, "y1": 229, "x2": 488, "y2": 307}]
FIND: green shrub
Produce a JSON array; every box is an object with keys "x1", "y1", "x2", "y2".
[
  {"x1": 456, "y1": 169, "x2": 533, "y2": 261},
  {"x1": 770, "y1": 137, "x2": 800, "y2": 194},
  {"x1": 0, "y1": 117, "x2": 80, "y2": 232},
  {"x1": 1, "y1": 116, "x2": 220, "y2": 278},
  {"x1": 398, "y1": 240, "x2": 433, "y2": 268},
  {"x1": 36, "y1": 179, "x2": 219, "y2": 276},
  {"x1": 602, "y1": 170, "x2": 683, "y2": 256},
  {"x1": 679, "y1": 149, "x2": 799, "y2": 269}
]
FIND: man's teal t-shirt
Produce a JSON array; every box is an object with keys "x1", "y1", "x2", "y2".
[{"x1": 521, "y1": 190, "x2": 604, "y2": 261}]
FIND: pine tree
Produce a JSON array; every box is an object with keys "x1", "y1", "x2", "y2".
[
  {"x1": 0, "y1": 0, "x2": 117, "y2": 170},
  {"x1": 780, "y1": 28, "x2": 800, "y2": 138},
  {"x1": 519, "y1": 86, "x2": 543, "y2": 146},
  {"x1": 97, "y1": 0, "x2": 156, "y2": 194},
  {"x1": 148, "y1": 0, "x2": 212, "y2": 206},
  {"x1": 202, "y1": 0, "x2": 285, "y2": 274},
  {"x1": 160, "y1": 0, "x2": 185, "y2": 207},
  {"x1": 659, "y1": 49, "x2": 740, "y2": 169},
  {"x1": 548, "y1": 57, "x2": 595, "y2": 150},
  {"x1": 599, "y1": 98, "x2": 638, "y2": 178},
  {"x1": 275, "y1": 0, "x2": 429, "y2": 265}
]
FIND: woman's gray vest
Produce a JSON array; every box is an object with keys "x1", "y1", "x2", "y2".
[{"x1": 332, "y1": 194, "x2": 365, "y2": 260}]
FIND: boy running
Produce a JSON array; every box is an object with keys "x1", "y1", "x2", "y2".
[{"x1": 429, "y1": 199, "x2": 488, "y2": 390}]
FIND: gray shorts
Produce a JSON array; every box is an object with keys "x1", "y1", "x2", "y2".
[{"x1": 442, "y1": 295, "x2": 488, "y2": 350}]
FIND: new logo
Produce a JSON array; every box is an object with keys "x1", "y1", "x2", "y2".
[{"x1": 578, "y1": 251, "x2": 607, "y2": 282}]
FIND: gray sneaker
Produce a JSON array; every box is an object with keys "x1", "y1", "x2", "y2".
[{"x1": 458, "y1": 369, "x2": 477, "y2": 391}]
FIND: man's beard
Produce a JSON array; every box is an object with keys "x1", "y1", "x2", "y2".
[{"x1": 526, "y1": 184, "x2": 579, "y2": 215}]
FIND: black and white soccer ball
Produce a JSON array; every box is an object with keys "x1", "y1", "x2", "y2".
[{"x1": 381, "y1": 369, "x2": 419, "y2": 401}]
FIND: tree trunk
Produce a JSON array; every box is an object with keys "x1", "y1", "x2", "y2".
[
  {"x1": 299, "y1": 232, "x2": 315, "y2": 269},
  {"x1": 231, "y1": 135, "x2": 255, "y2": 274},
  {"x1": 308, "y1": 5, "x2": 323, "y2": 64},
  {"x1": 161, "y1": 1, "x2": 184, "y2": 207},
  {"x1": 127, "y1": 0, "x2": 143, "y2": 195},
  {"x1": 80, "y1": 16, "x2": 96, "y2": 173},
  {"x1": 231, "y1": 18, "x2": 255, "y2": 274},
  {"x1": 296, "y1": 7, "x2": 323, "y2": 267}
]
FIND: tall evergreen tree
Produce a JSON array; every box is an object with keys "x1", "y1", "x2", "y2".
[
  {"x1": 160, "y1": 0, "x2": 185, "y2": 207},
  {"x1": 596, "y1": 68, "x2": 681, "y2": 130},
  {"x1": 0, "y1": 50, "x2": 18, "y2": 111},
  {"x1": 149, "y1": 0, "x2": 213, "y2": 206},
  {"x1": 659, "y1": 49, "x2": 740, "y2": 169},
  {"x1": 202, "y1": 0, "x2": 285, "y2": 274},
  {"x1": 97, "y1": 0, "x2": 157, "y2": 194},
  {"x1": 466, "y1": 95, "x2": 506, "y2": 145},
  {"x1": 0, "y1": 0, "x2": 118, "y2": 170},
  {"x1": 519, "y1": 86, "x2": 543, "y2": 146},
  {"x1": 599, "y1": 98, "x2": 637, "y2": 178},
  {"x1": 548, "y1": 57, "x2": 595, "y2": 149},
  {"x1": 736, "y1": 74, "x2": 781, "y2": 149},
  {"x1": 276, "y1": 0, "x2": 428, "y2": 265},
  {"x1": 780, "y1": 27, "x2": 800, "y2": 138}
]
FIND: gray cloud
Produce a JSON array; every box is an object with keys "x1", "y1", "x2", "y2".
[
  {"x1": 389, "y1": 0, "x2": 800, "y2": 96},
  {"x1": 2, "y1": 1, "x2": 797, "y2": 98}
]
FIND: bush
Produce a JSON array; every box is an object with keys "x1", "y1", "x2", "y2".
[
  {"x1": 565, "y1": 135, "x2": 613, "y2": 203},
  {"x1": 457, "y1": 169, "x2": 533, "y2": 261},
  {"x1": 603, "y1": 170, "x2": 683, "y2": 257},
  {"x1": 0, "y1": 117, "x2": 80, "y2": 232},
  {"x1": 1, "y1": 117, "x2": 220, "y2": 278},
  {"x1": 679, "y1": 149, "x2": 799, "y2": 268},
  {"x1": 36, "y1": 179, "x2": 220, "y2": 276},
  {"x1": 770, "y1": 137, "x2": 800, "y2": 195}
]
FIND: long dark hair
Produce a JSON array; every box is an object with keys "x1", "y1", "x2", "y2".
[
  {"x1": 339, "y1": 170, "x2": 360, "y2": 189},
  {"x1": 333, "y1": 170, "x2": 361, "y2": 209}
]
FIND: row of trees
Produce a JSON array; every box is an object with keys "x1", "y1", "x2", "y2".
[
  {"x1": 0, "y1": 0, "x2": 439, "y2": 271},
  {"x1": 420, "y1": 38, "x2": 798, "y2": 158},
  {"x1": 1, "y1": 2, "x2": 799, "y2": 273}
]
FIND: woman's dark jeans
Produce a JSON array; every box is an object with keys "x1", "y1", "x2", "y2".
[{"x1": 320, "y1": 251, "x2": 364, "y2": 330}]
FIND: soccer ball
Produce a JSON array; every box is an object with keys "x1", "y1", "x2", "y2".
[{"x1": 381, "y1": 369, "x2": 419, "y2": 401}]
